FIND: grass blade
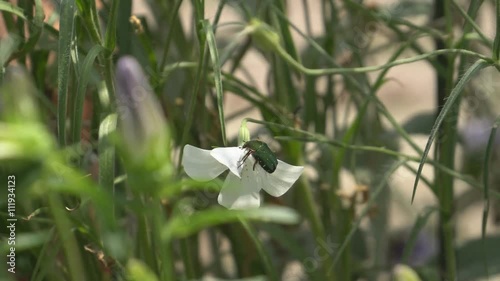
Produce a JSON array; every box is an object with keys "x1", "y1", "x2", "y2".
[
  {"x1": 480, "y1": 116, "x2": 500, "y2": 278},
  {"x1": 329, "y1": 159, "x2": 406, "y2": 273},
  {"x1": 104, "y1": 0, "x2": 119, "y2": 52},
  {"x1": 71, "y1": 45, "x2": 105, "y2": 144},
  {"x1": 162, "y1": 206, "x2": 299, "y2": 241},
  {"x1": 57, "y1": 0, "x2": 76, "y2": 146},
  {"x1": 202, "y1": 20, "x2": 227, "y2": 145},
  {"x1": 239, "y1": 219, "x2": 280, "y2": 281},
  {"x1": 0, "y1": 1, "x2": 26, "y2": 19},
  {"x1": 411, "y1": 59, "x2": 490, "y2": 203},
  {"x1": 98, "y1": 114, "x2": 117, "y2": 195},
  {"x1": 493, "y1": 0, "x2": 500, "y2": 60}
]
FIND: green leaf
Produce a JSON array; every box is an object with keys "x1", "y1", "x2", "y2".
[
  {"x1": 162, "y1": 206, "x2": 299, "y2": 241},
  {"x1": 202, "y1": 20, "x2": 227, "y2": 146},
  {"x1": 127, "y1": 259, "x2": 159, "y2": 281},
  {"x1": 57, "y1": 0, "x2": 76, "y2": 146},
  {"x1": 104, "y1": 0, "x2": 119, "y2": 52},
  {"x1": 98, "y1": 114, "x2": 117, "y2": 194},
  {"x1": 456, "y1": 236, "x2": 500, "y2": 280},
  {"x1": 0, "y1": 1, "x2": 26, "y2": 19},
  {"x1": 71, "y1": 45, "x2": 105, "y2": 144},
  {"x1": 411, "y1": 60, "x2": 491, "y2": 203},
  {"x1": 492, "y1": 0, "x2": 500, "y2": 60},
  {"x1": 0, "y1": 230, "x2": 51, "y2": 252},
  {"x1": 330, "y1": 160, "x2": 406, "y2": 272},
  {"x1": 240, "y1": 220, "x2": 279, "y2": 281},
  {"x1": 0, "y1": 34, "x2": 21, "y2": 66},
  {"x1": 402, "y1": 112, "x2": 436, "y2": 135}
]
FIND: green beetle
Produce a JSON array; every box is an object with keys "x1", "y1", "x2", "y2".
[{"x1": 240, "y1": 140, "x2": 278, "y2": 173}]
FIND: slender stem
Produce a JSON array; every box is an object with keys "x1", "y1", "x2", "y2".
[
  {"x1": 48, "y1": 193, "x2": 86, "y2": 281},
  {"x1": 480, "y1": 117, "x2": 499, "y2": 278},
  {"x1": 239, "y1": 219, "x2": 279, "y2": 281},
  {"x1": 152, "y1": 199, "x2": 176, "y2": 281},
  {"x1": 434, "y1": 1, "x2": 457, "y2": 279},
  {"x1": 57, "y1": 0, "x2": 75, "y2": 146},
  {"x1": 247, "y1": 119, "x2": 497, "y2": 194},
  {"x1": 451, "y1": 1, "x2": 490, "y2": 46},
  {"x1": 98, "y1": 55, "x2": 116, "y2": 107},
  {"x1": 104, "y1": 0, "x2": 119, "y2": 52},
  {"x1": 180, "y1": 236, "x2": 199, "y2": 279},
  {"x1": 86, "y1": 0, "x2": 103, "y2": 45},
  {"x1": 493, "y1": 0, "x2": 500, "y2": 60},
  {"x1": 158, "y1": 0, "x2": 183, "y2": 72},
  {"x1": 275, "y1": 46, "x2": 493, "y2": 76},
  {"x1": 293, "y1": 151, "x2": 333, "y2": 279},
  {"x1": 176, "y1": 35, "x2": 208, "y2": 172}
]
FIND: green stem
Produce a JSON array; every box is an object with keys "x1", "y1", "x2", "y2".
[
  {"x1": 71, "y1": 45, "x2": 105, "y2": 145},
  {"x1": 493, "y1": 0, "x2": 500, "y2": 60},
  {"x1": 434, "y1": 1, "x2": 457, "y2": 279},
  {"x1": 48, "y1": 193, "x2": 86, "y2": 281},
  {"x1": 177, "y1": 33, "x2": 208, "y2": 172},
  {"x1": 294, "y1": 154, "x2": 333, "y2": 280},
  {"x1": 99, "y1": 55, "x2": 116, "y2": 106},
  {"x1": 451, "y1": 1, "x2": 490, "y2": 46},
  {"x1": 98, "y1": 114, "x2": 117, "y2": 214},
  {"x1": 481, "y1": 117, "x2": 499, "y2": 278},
  {"x1": 158, "y1": 0, "x2": 183, "y2": 72},
  {"x1": 137, "y1": 209, "x2": 159, "y2": 275},
  {"x1": 161, "y1": 241, "x2": 176, "y2": 281},
  {"x1": 274, "y1": 46, "x2": 493, "y2": 76},
  {"x1": 329, "y1": 160, "x2": 406, "y2": 273},
  {"x1": 86, "y1": 0, "x2": 103, "y2": 45},
  {"x1": 239, "y1": 219, "x2": 279, "y2": 281},
  {"x1": 56, "y1": 0, "x2": 75, "y2": 146},
  {"x1": 247, "y1": 119, "x2": 497, "y2": 195},
  {"x1": 180, "y1": 236, "x2": 199, "y2": 279},
  {"x1": 152, "y1": 200, "x2": 176, "y2": 281},
  {"x1": 337, "y1": 207, "x2": 354, "y2": 281},
  {"x1": 104, "y1": 0, "x2": 119, "y2": 52}
]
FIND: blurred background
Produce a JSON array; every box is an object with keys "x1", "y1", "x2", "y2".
[{"x1": 1, "y1": 0, "x2": 500, "y2": 280}]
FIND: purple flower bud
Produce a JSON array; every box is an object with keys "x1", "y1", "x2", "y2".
[
  {"x1": 390, "y1": 231, "x2": 436, "y2": 266},
  {"x1": 115, "y1": 56, "x2": 169, "y2": 166},
  {"x1": 461, "y1": 118, "x2": 500, "y2": 153}
]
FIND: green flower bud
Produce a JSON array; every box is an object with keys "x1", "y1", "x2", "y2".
[
  {"x1": 1, "y1": 66, "x2": 40, "y2": 123},
  {"x1": 238, "y1": 119, "x2": 250, "y2": 145},
  {"x1": 393, "y1": 264, "x2": 422, "y2": 281},
  {"x1": 247, "y1": 19, "x2": 281, "y2": 53},
  {"x1": 0, "y1": 67, "x2": 54, "y2": 167}
]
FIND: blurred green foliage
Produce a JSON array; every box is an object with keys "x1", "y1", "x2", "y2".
[{"x1": 1, "y1": 0, "x2": 500, "y2": 280}]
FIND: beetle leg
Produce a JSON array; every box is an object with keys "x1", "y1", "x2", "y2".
[
  {"x1": 238, "y1": 150, "x2": 252, "y2": 168},
  {"x1": 253, "y1": 159, "x2": 258, "y2": 171}
]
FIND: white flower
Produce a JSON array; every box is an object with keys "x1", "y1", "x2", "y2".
[{"x1": 181, "y1": 144, "x2": 304, "y2": 209}]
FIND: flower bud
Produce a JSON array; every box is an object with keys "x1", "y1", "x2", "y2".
[
  {"x1": 461, "y1": 117, "x2": 500, "y2": 153},
  {"x1": 0, "y1": 67, "x2": 53, "y2": 163},
  {"x1": 1, "y1": 66, "x2": 40, "y2": 123},
  {"x1": 115, "y1": 56, "x2": 170, "y2": 171},
  {"x1": 238, "y1": 119, "x2": 250, "y2": 145},
  {"x1": 247, "y1": 19, "x2": 281, "y2": 53},
  {"x1": 393, "y1": 264, "x2": 422, "y2": 281}
]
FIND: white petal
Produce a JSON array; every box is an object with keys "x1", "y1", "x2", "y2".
[
  {"x1": 260, "y1": 160, "x2": 304, "y2": 197},
  {"x1": 182, "y1": 145, "x2": 227, "y2": 181},
  {"x1": 218, "y1": 163, "x2": 261, "y2": 209},
  {"x1": 211, "y1": 147, "x2": 245, "y2": 178}
]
